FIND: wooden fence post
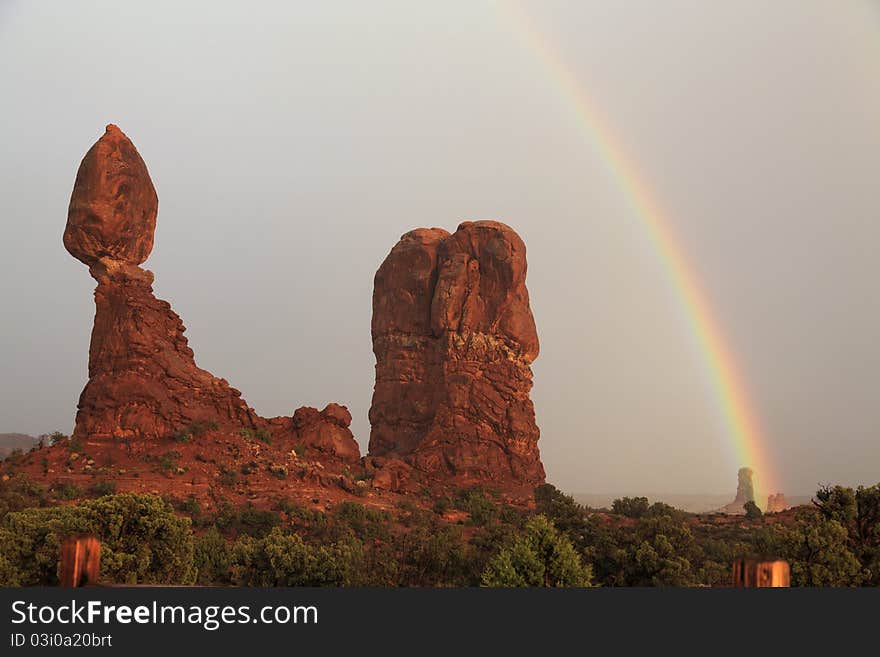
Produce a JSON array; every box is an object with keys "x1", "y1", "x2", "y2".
[
  {"x1": 732, "y1": 559, "x2": 790, "y2": 587},
  {"x1": 59, "y1": 536, "x2": 101, "y2": 587}
]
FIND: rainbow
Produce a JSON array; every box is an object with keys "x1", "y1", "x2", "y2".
[{"x1": 500, "y1": 1, "x2": 774, "y2": 504}]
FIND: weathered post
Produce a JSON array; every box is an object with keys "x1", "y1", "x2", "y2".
[
  {"x1": 59, "y1": 536, "x2": 101, "y2": 587},
  {"x1": 732, "y1": 559, "x2": 790, "y2": 587}
]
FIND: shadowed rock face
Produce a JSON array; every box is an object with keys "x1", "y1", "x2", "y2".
[
  {"x1": 368, "y1": 221, "x2": 544, "y2": 486},
  {"x1": 65, "y1": 125, "x2": 359, "y2": 463}
]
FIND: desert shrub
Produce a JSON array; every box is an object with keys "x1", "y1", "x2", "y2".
[
  {"x1": 276, "y1": 502, "x2": 327, "y2": 536},
  {"x1": 237, "y1": 508, "x2": 282, "y2": 538},
  {"x1": 394, "y1": 522, "x2": 470, "y2": 586},
  {"x1": 4, "y1": 449, "x2": 24, "y2": 465},
  {"x1": 0, "y1": 493, "x2": 195, "y2": 586},
  {"x1": 0, "y1": 474, "x2": 47, "y2": 519},
  {"x1": 454, "y1": 487, "x2": 497, "y2": 526},
  {"x1": 333, "y1": 501, "x2": 391, "y2": 541},
  {"x1": 758, "y1": 509, "x2": 866, "y2": 586},
  {"x1": 89, "y1": 481, "x2": 116, "y2": 496},
  {"x1": 534, "y1": 484, "x2": 586, "y2": 538},
  {"x1": 178, "y1": 495, "x2": 202, "y2": 516},
  {"x1": 255, "y1": 429, "x2": 272, "y2": 444},
  {"x1": 49, "y1": 431, "x2": 67, "y2": 446},
  {"x1": 813, "y1": 483, "x2": 880, "y2": 585},
  {"x1": 230, "y1": 527, "x2": 363, "y2": 586},
  {"x1": 611, "y1": 496, "x2": 650, "y2": 518},
  {"x1": 173, "y1": 420, "x2": 217, "y2": 443},
  {"x1": 481, "y1": 515, "x2": 592, "y2": 587},
  {"x1": 207, "y1": 504, "x2": 280, "y2": 538},
  {"x1": 432, "y1": 497, "x2": 452, "y2": 515},
  {"x1": 157, "y1": 451, "x2": 181, "y2": 474},
  {"x1": 219, "y1": 467, "x2": 239, "y2": 487},
  {"x1": 52, "y1": 483, "x2": 82, "y2": 500},
  {"x1": 194, "y1": 527, "x2": 233, "y2": 585},
  {"x1": 744, "y1": 500, "x2": 763, "y2": 520}
]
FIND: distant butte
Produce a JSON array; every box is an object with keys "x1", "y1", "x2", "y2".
[{"x1": 718, "y1": 467, "x2": 757, "y2": 514}]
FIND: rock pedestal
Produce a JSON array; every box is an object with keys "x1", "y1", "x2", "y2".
[{"x1": 65, "y1": 125, "x2": 360, "y2": 464}]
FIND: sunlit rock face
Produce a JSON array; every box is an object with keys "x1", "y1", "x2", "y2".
[
  {"x1": 64, "y1": 124, "x2": 158, "y2": 269},
  {"x1": 368, "y1": 220, "x2": 545, "y2": 487},
  {"x1": 64, "y1": 125, "x2": 360, "y2": 465}
]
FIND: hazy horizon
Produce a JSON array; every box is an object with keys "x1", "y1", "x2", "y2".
[{"x1": 1, "y1": 2, "x2": 878, "y2": 497}]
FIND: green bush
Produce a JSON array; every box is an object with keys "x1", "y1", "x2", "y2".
[
  {"x1": 454, "y1": 487, "x2": 497, "y2": 526},
  {"x1": 90, "y1": 481, "x2": 116, "y2": 496},
  {"x1": 0, "y1": 494, "x2": 196, "y2": 586},
  {"x1": 611, "y1": 496, "x2": 650, "y2": 518},
  {"x1": 179, "y1": 495, "x2": 202, "y2": 516},
  {"x1": 744, "y1": 500, "x2": 763, "y2": 520},
  {"x1": 230, "y1": 527, "x2": 363, "y2": 586},
  {"x1": 49, "y1": 431, "x2": 67, "y2": 446},
  {"x1": 481, "y1": 515, "x2": 592, "y2": 587},
  {"x1": 194, "y1": 527, "x2": 232, "y2": 585},
  {"x1": 52, "y1": 483, "x2": 82, "y2": 500}
]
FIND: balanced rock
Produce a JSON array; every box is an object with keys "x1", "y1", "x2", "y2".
[
  {"x1": 64, "y1": 124, "x2": 360, "y2": 470},
  {"x1": 64, "y1": 124, "x2": 158, "y2": 269},
  {"x1": 368, "y1": 221, "x2": 544, "y2": 486},
  {"x1": 65, "y1": 125, "x2": 259, "y2": 439}
]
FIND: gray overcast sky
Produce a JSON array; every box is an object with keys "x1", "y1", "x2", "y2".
[{"x1": 1, "y1": 1, "x2": 878, "y2": 496}]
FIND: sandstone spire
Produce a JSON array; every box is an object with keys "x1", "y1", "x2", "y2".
[
  {"x1": 719, "y1": 467, "x2": 757, "y2": 514},
  {"x1": 368, "y1": 221, "x2": 545, "y2": 487}
]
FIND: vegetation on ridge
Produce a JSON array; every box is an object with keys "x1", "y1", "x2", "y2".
[{"x1": 0, "y1": 471, "x2": 876, "y2": 587}]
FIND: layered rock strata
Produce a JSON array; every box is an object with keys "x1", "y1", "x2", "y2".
[{"x1": 368, "y1": 221, "x2": 544, "y2": 486}]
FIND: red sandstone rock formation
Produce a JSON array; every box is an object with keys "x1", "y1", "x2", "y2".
[
  {"x1": 718, "y1": 467, "x2": 757, "y2": 514},
  {"x1": 368, "y1": 221, "x2": 544, "y2": 487},
  {"x1": 268, "y1": 404, "x2": 360, "y2": 463},
  {"x1": 64, "y1": 125, "x2": 360, "y2": 464},
  {"x1": 766, "y1": 493, "x2": 789, "y2": 513},
  {"x1": 65, "y1": 125, "x2": 258, "y2": 440}
]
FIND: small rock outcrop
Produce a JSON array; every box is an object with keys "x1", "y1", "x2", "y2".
[
  {"x1": 719, "y1": 467, "x2": 757, "y2": 514},
  {"x1": 368, "y1": 221, "x2": 544, "y2": 487},
  {"x1": 64, "y1": 125, "x2": 360, "y2": 464},
  {"x1": 766, "y1": 493, "x2": 789, "y2": 513},
  {"x1": 271, "y1": 404, "x2": 360, "y2": 463}
]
